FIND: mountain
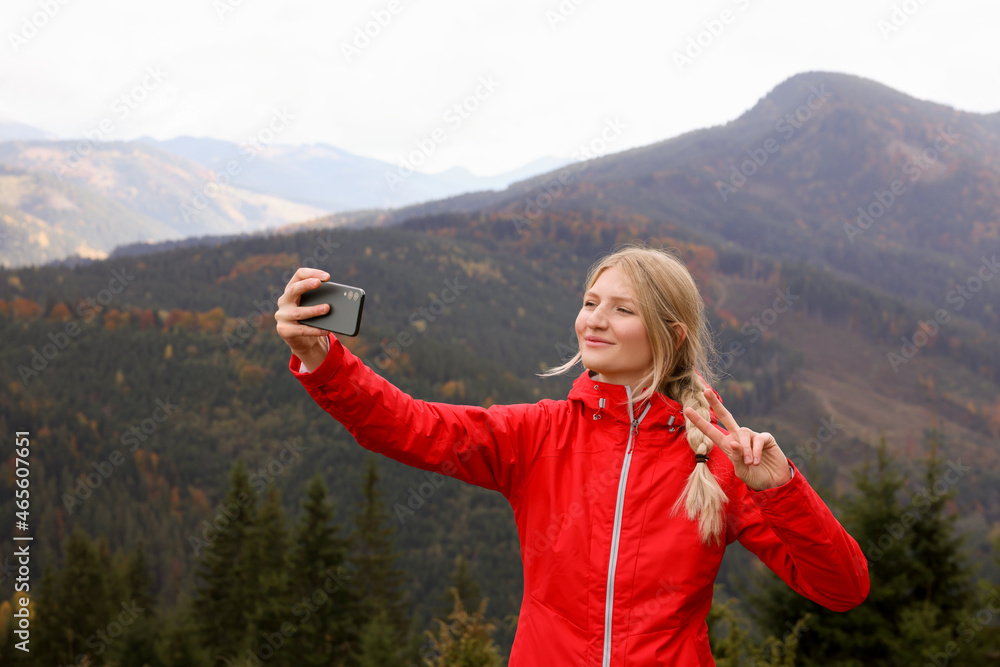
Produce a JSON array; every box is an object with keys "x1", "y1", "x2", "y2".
[
  {"x1": 0, "y1": 140, "x2": 328, "y2": 268},
  {"x1": 303, "y1": 72, "x2": 1000, "y2": 330},
  {"x1": 0, "y1": 120, "x2": 57, "y2": 142},
  {"x1": 0, "y1": 132, "x2": 569, "y2": 268},
  {"x1": 140, "y1": 136, "x2": 570, "y2": 211},
  {"x1": 2, "y1": 71, "x2": 999, "y2": 658}
]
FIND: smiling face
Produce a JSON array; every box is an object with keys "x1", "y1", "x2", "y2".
[{"x1": 575, "y1": 265, "x2": 654, "y2": 390}]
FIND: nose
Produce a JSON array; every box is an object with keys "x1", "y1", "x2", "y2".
[{"x1": 585, "y1": 304, "x2": 608, "y2": 330}]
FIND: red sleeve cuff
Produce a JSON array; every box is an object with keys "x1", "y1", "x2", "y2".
[{"x1": 288, "y1": 333, "x2": 347, "y2": 389}]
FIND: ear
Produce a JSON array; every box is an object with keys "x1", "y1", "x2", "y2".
[{"x1": 671, "y1": 321, "x2": 688, "y2": 350}]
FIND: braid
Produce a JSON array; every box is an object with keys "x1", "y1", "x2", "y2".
[{"x1": 671, "y1": 373, "x2": 728, "y2": 544}]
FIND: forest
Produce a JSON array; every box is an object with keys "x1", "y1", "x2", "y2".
[{"x1": 1, "y1": 215, "x2": 999, "y2": 664}]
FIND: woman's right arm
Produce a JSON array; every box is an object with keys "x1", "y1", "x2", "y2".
[{"x1": 275, "y1": 268, "x2": 549, "y2": 501}]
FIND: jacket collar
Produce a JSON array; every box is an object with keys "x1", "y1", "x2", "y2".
[
  {"x1": 568, "y1": 369, "x2": 681, "y2": 431},
  {"x1": 567, "y1": 369, "x2": 719, "y2": 434}
]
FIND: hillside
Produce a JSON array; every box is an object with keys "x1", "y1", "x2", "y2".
[
  {"x1": 143, "y1": 136, "x2": 570, "y2": 212},
  {"x1": 306, "y1": 72, "x2": 1000, "y2": 329},
  {"x1": 0, "y1": 133, "x2": 570, "y2": 268},
  {"x1": 2, "y1": 71, "x2": 999, "y2": 660},
  {"x1": 2, "y1": 217, "x2": 998, "y2": 658},
  {"x1": 0, "y1": 140, "x2": 328, "y2": 268}
]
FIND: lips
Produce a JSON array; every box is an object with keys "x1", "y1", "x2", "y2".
[{"x1": 585, "y1": 336, "x2": 614, "y2": 346}]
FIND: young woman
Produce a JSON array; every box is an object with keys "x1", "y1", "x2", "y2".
[{"x1": 275, "y1": 245, "x2": 869, "y2": 666}]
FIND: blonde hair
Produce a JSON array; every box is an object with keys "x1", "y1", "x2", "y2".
[{"x1": 542, "y1": 244, "x2": 727, "y2": 544}]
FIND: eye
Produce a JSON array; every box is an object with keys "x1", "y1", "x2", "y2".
[
  {"x1": 583, "y1": 300, "x2": 596, "y2": 308},
  {"x1": 617, "y1": 307, "x2": 633, "y2": 314}
]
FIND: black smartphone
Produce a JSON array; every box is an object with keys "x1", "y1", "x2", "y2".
[{"x1": 297, "y1": 280, "x2": 366, "y2": 337}]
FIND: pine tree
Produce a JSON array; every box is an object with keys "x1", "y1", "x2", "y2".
[
  {"x1": 905, "y1": 429, "x2": 975, "y2": 624},
  {"x1": 285, "y1": 474, "x2": 358, "y2": 666},
  {"x1": 432, "y1": 554, "x2": 482, "y2": 623},
  {"x1": 155, "y1": 596, "x2": 212, "y2": 667},
  {"x1": 107, "y1": 540, "x2": 163, "y2": 666},
  {"x1": 753, "y1": 434, "x2": 986, "y2": 665},
  {"x1": 353, "y1": 608, "x2": 406, "y2": 667},
  {"x1": 193, "y1": 458, "x2": 258, "y2": 664},
  {"x1": 350, "y1": 457, "x2": 409, "y2": 640},
  {"x1": 424, "y1": 588, "x2": 503, "y2": 667},
  {"x1": 33, "y1": 531, "x2": 117, "y2": 666},
  {"x1": 247, "y1": 485, "x2": 292, "y2": 667}
]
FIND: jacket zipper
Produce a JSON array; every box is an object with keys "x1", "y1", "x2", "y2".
[{"x1": 603, "y1": 387, "x2": 650, "y2": 666}]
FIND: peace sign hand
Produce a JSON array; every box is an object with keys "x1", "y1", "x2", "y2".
[{"x1": 683, "y1": 388, "x2": 792, "y2": 492}]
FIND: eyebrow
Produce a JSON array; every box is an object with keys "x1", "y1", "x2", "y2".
[{"x1": 584, "y1": 290, "x2": 635, "y2": 305}]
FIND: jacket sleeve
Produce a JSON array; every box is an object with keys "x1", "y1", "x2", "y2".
[
  {"x1": 724, "y1": 459, "x2": 871, "y2": 612},
  {"x1": 288, "y1": 333, "x2": 549, "y2": 501}
]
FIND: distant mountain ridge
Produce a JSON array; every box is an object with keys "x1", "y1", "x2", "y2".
[
  {"x1": 140, "y1": 136, "x2": 571, "y2": 211},
  {"x1": 0, "y1": 129, "x2": 569, "y2": 268},
  {"x1": 302, "y1": 71, "x2": 1000, "y2": 325},
  {"x1": 0, "y1": 141, "x2": 328, "y2": 268}
]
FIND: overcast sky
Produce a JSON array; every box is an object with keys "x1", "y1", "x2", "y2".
[{"x1": 2, "y1": 0, "x2": 998, "y2": 176}]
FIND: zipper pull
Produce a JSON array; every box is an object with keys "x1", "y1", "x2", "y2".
[{"x1": 627, "y1": 419, "x2": 640, "y2": 454}]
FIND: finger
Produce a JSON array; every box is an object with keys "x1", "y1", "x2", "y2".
[
  {"x1": 702, "y1": 388, "x2": 742, "y2": 436},
  {"x1": 738, "y1": 427, "x2": 758, "y2": 465},
  {"x1": 276, "y1": 321, "x2": 332, "y2": 338},
  {"x1": 293, "y1": 267, "x2": 330, "y2": 282},
  {"x1": 751, "y1": 432, "x2": 767, "y2": 465},
  {"x1": 682, "y1": 406, "x2": 735, "y2": 459},
  {"x1": 279, "y1": 276, "x2": 328, "y2": 307}
]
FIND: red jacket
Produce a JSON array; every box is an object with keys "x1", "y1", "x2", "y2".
[{"x1": 290, "y1": 334, "x2": 870, "y2": 665}]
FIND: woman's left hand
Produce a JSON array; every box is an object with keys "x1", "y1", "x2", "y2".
[{"x1": 683, "y1": 388, "x2": 792, "y2": 491}]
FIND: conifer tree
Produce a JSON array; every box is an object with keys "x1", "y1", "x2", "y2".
[
  {"x1": 424, "y1": 587, "x2": 503, "y2": 667},
  {"x1": 247, "y1": 485, "x2": 292, "y2": 667},
  {"x1": 350, "y1": 457, "x2": 409, "y2": 637},
  {"x1": 285, "y1": 474, "x2": 358, "y2": 666},
  {"x1": 905, "y1": 429, "x2": 975, "y2": 624},
  {"x1": 753, "y1": 434, "x2": 985, "y2": 665},
  {"x1": 353, "y1": 608, "x2": 407, "y2": 667},
  {"x1": 432, "y1": 554, "x2": 482, "y2": 623},
  {"x1": 193, "y1": 459, "x2": 258, "y2": 664},
  {"x1": 155, "y1": 596, "x2": 211, "y2": 667},
  {"x1": 33, "y1": 531, "x2": 117, "y2": 666},
  {"x1": 107, "y1": 540, "x2": 163, "y2": 666}
]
